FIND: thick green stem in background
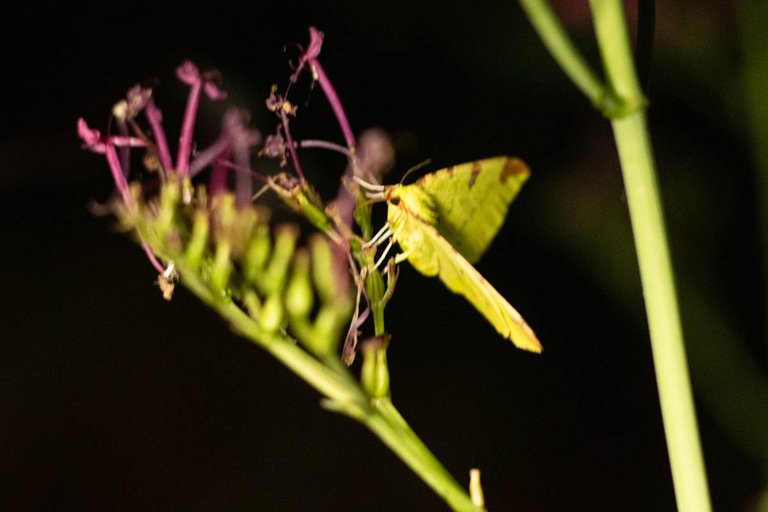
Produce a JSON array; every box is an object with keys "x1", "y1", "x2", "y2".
[
  {"x1": 611, "y1": 112, "x2": 711, "y2": 512},
  {"x1": 519, "y1": 0, "x2": 607, "y2": 109},
  {"x1": 521, "y1": 0, "x2": 713, "y2": 510}
]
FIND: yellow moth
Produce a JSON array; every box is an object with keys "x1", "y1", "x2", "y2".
[{"x1": 374, "y1": 156, "x2": 541, "y2": 353}]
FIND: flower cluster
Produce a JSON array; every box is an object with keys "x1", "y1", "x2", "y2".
[
  {"x1": 79, "y1": 27, "x2": 395, "y2": 367},
  {"x1": 78, "y1": 28, "x2": 501, "y2": 511}
]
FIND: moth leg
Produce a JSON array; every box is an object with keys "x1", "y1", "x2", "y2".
[
  {"x1": 364, "y1": 223, "x2": 393, "y2": 249},
  {"x1": 374, "y1": 239, "x2": 394, "y2": 270},
  {"x1": 341, "y1": 268, "x2": 371, "y2": 366},
  {"x1": 251, "y1": 182, "x2": 272, "y2": 201},
  {"x1": 394, "y1": 248, "x2": 411, "y2": 264}
]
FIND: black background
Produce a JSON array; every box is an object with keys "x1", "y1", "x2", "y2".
[{"x1": 1, "y1": 1, "x2": 765, "y2": 510}]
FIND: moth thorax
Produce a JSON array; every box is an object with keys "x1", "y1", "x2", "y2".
[{"x1": 390, "y1": 185, "x2": 438, "y2": 225}]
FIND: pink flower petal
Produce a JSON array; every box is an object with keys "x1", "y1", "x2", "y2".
[
  {"x1": 307, "y1": 27, "x2": 324, "y2": 60},
  {"x1": 203, "y1": 80, "x2": 227, "y2": 100},
  {"x1": 77, "y1": 117, "x2": 101, "y2": 146},
  {"x1": 176, "y1": 60, "x2": 201, "y2": 85}
]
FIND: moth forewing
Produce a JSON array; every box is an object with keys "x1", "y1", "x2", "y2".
[
  {"x1": 382, "y1": 156, "x2": 541, "y2": 353},
  {"x1": 418, "y1": 221, "x2": 541, "y2": 353},
  {"x1": 417, "y1": 156, "x2": 529, "y2": 264}
]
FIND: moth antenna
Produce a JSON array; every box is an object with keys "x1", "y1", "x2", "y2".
[{"x1": 399, "y1": 158, "x2": 432, "y2": 185}]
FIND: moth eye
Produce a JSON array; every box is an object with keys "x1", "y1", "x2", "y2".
[{"x1": 389, "y1": 196, "x2": 401, "y2": 206}]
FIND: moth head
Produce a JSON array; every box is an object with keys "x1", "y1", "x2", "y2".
[
  {"x1": 385, "y1": 190, "x2": 401, "y2": 206},
  {"x1": 385, "y1": 185, "x2": 437, "y2": 225}
]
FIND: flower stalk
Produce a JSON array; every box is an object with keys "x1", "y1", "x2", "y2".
[{"x1": 80, "y1": 28, "x2": 483, "y2": 511}]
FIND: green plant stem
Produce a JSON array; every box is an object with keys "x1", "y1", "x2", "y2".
[
  {"x1": 593, "y1": 2, "x2": 711, "y2": 510},
  {"x1": 367, "y1": 399, "x2": 482, "y2": 512},
  {"x1": 611, "y1": 112, "x2": 711, "y2": 512},
  {"x1": 174, "y1": 259, "x2": 478, "y2": 511},
  {"x1": 519, "y1": 0, "x2": 606, "y2": 108},
  {"x1": 590, "y1": 4, "x2": 711, "y2": 509},
  {"x1": 521, "y1": 0, "x2": 712, "y2": 510}
]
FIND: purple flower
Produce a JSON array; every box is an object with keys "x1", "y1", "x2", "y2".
[
  {"x1": 175, "y1": 60, "x2": 228, "y2": 178},
  {"x1": 223, "y1": 108, "x2": 262, "y2": 206},
  {"x1": 123, "y1": 85, "x2": 153, "y2": 120},
  {"x1": 78, "y1": 118, "x2": 145, "y2": 208}
]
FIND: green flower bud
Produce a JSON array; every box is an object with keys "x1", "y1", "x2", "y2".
[
  {"x1": 156, "y1": 179, "x2": 180, "y2": 242},
  {"x1": 308, "y1": 306, "x2": 341, "y2": 356},
  {"x1": 242, "y1": 289, "x2": 262, "y2": 320},
  {"x1": 310, "y1": 235, "x2": 335, "y2": 303},
  {"x1": 261, "y1": 224, "x2": 298, "y2": 295},
  {"x1": 185, "y1": 209, "x2": 210, "y2": 271},
  {"x1": 180, "y1": 177, "x2": 194, "y2": 205},
  {"x1": 360, "y1": 335, "x2": 391, "y2": 398},
  {"x1": 211, "y1": 194, "x2": 237, "y2": 249},
  {"x1": 230, "y1": 205, "x2": 263, "y2": 257},
  {"x1": 259, "y1": 292, "x2": 284, "y2": 333},
  {"x1": 285, "y1": 249, "x2": 313, "y2": 318},
  {"x1": 244, "y1": 225, "x2": 271, "y2": 284},
  {"x1": 210, "y1": 240, "x2": 232, "y2": 296}
]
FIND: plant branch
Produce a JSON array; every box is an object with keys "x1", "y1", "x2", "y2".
[
  {"x1": 610, "y1": 112, "x2": 711, "y2": 512},
  {"x1": 522, "y1": 1, "x2": 712, "y2": 510},
  {"x1": 175, "y1": 258, "x2": 478, "y2": 511},
  {"x1": 518, "y1": 0, "x2": 607, "y2": 109},
  {"x1": 591, "y1": 2, "x2": 710, "y2": 511}
]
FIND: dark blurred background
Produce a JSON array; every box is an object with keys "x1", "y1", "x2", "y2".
[{"x1": 1, "y1": 1, "x2": 767, "y2": 510}]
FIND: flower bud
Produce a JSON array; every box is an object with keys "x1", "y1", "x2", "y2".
[
  {"x1": 360, "y1": 335, "x2": 390, "y2": 398},
  {"x1": 244, "y1": 225, "x2": 271, "y2": 284},
  {"x1": 285, "y1": 249, "x2": 313, "y2": 318},
  {"x1": 259, "y1": 293, "x2": 284, "y2": 333},
  {"x1": 210, "y1": 239, "x2": 232, "y2": 297},
  {"x1": 309, "y1": 306, "x2": 341, "y2": 356},
  {"x1": 156, "y1": 179, "x2": 181, "y2": 245},
  {"x1": 185, "y1": 209, "x2": 210, "y2": 270},
  {"x1": 310, "y1": 235, "x2": 336, "y2": 303},
  {"x1": 261, "y1": 224, "x2": 298, "y2": 295}
]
